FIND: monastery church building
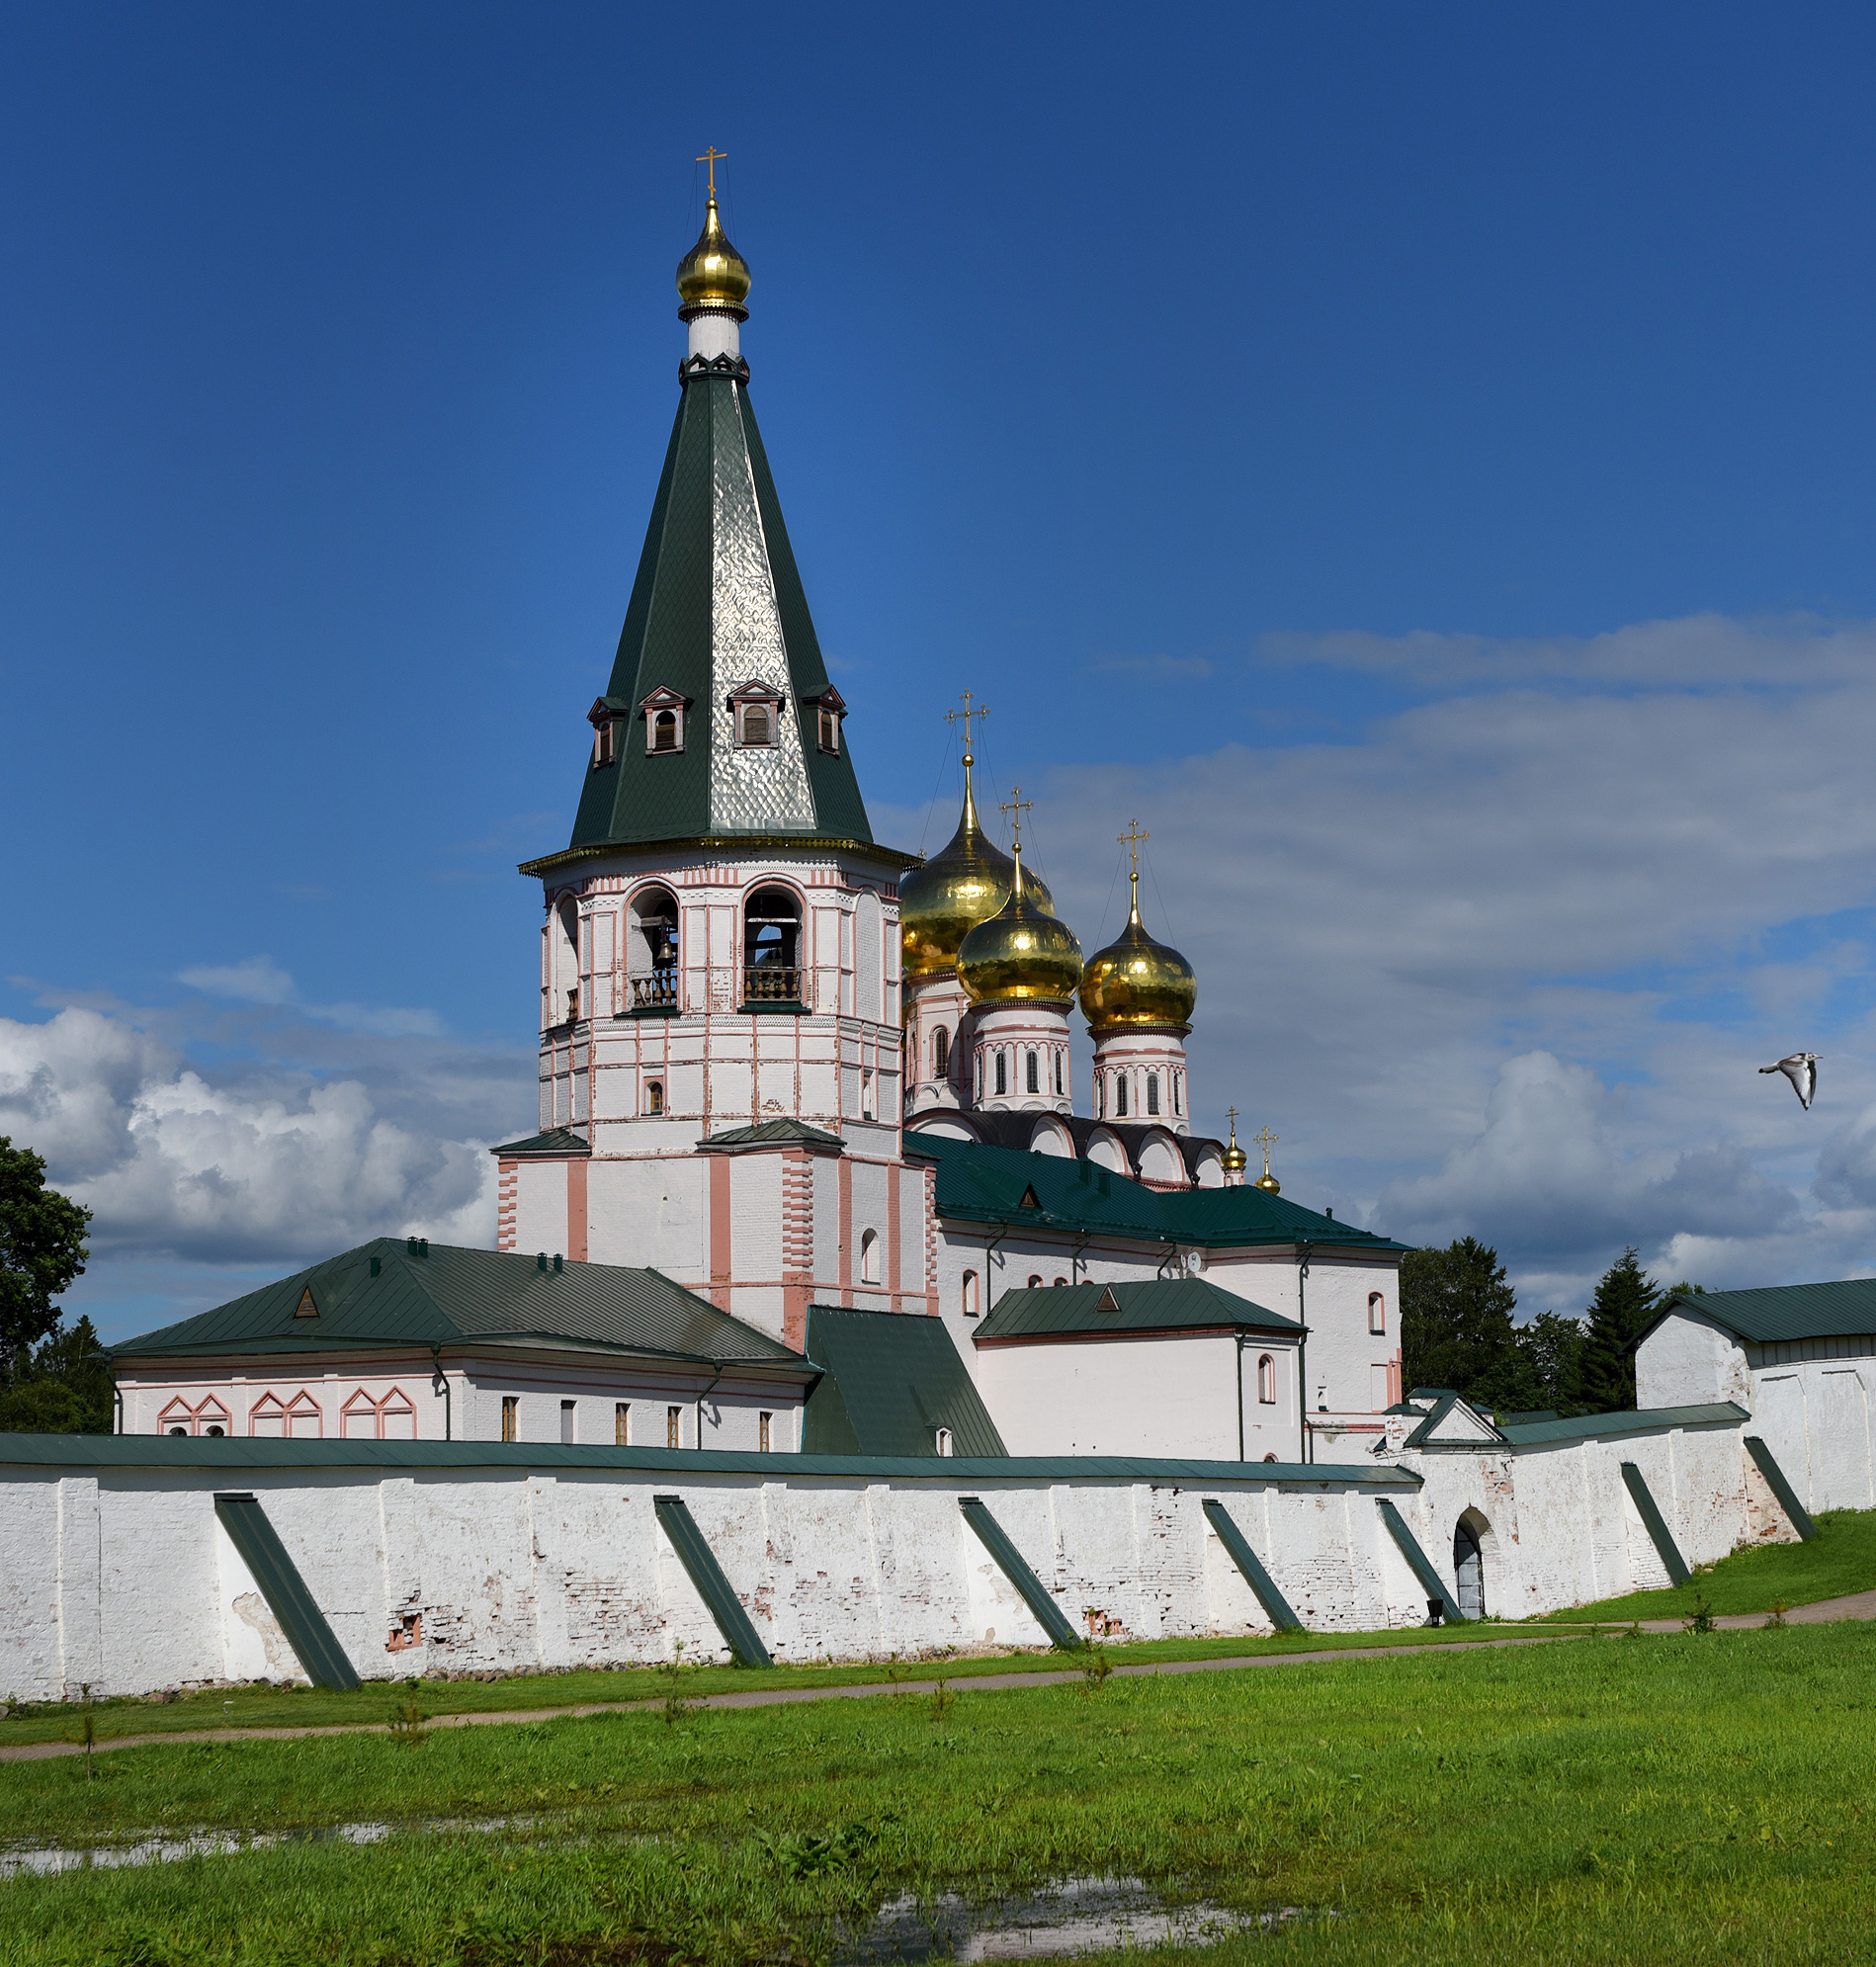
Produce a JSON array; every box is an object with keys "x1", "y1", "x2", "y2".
[{"x1": 114, "y1": 189, "x2": 1410, "y2": 1468}]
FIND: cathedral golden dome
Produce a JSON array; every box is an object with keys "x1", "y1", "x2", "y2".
[
  {"x1": 957, "y1": 845, "x2": 1082, "y2": 1005},
  {"x1": 900, "y1": 753, "x2": 1056, "y2": 981},
  {"x1": 1078, "y1": 878, "x2": 1197, "y2": 1033},
  {"x1": 676, "y1": 196, "x2": 751, "y2": 318},
  {"x1": 1222, "y1": 1111, "x2": 1248, "y2": 1174}
]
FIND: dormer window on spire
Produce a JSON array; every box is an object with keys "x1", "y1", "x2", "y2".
[
  {"x1": 638, "y1": 685, "x2": 689, "y2": 756},
  {"x1": 727, "y1": 679, "x2": 784, "y2": 748},
  {"x1": 810, "y1": 685, "x2": 847, "y2": 755},
  {"x1": 587, "y1": 698, "x2": 621, "y2": 769}
]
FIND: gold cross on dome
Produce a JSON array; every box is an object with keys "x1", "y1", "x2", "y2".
[
  {"x1": 696, "y1": 147, "x2": 727, "y2": 197},
  {"x1": 943, "y1": 690, "x2": 989, "y2": 756},
  {"x1": 1225, "y1": 1105, "x2": 1239, "y2": 1140},
  {"x1": 1254, "y1": 1126, "x2": 1278, "y2": 1172},
  {"x1": 999, "y1": 786, "x2": 1033, "y2": 852},
  {"x1": 1118, "y1": 818, "x2": 1149, "y2": 879}
]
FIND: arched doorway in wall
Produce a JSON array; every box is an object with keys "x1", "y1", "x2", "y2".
[{"x1": 1454, "y1": 1509, "x2": 1491, "y2": 1619}]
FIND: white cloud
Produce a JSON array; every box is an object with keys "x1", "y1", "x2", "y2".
[
  {"x1": 880, "y1": 611, "x2": 1876, "y2": 1309},
  {"x1": 0, "y1": 1007, "x2": 523, "y2": 1290},
  {"x1": 177, "y1": 956, "x2": 444, "y2": 1038}
]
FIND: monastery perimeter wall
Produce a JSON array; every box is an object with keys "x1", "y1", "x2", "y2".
[{"x1": 0, "y1": 1416, "x2": 1795, "y2": 1703}]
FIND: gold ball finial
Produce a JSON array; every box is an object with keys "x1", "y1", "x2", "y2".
[{"x1": 676, "y1": 151, "x2": 751, "y2": 320}]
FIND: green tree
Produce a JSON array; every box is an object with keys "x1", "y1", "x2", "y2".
[
  {"x1": 1400, "y1": 1238, "x2": 1537, "y2": 1412},
  {"x1": 0, "y1": 1137, "x2": 92, "y2": 1372},
  {"x1": 1515, "y1": 1310, "x2": 1588, "y2": 1413},
  {"x1": 0, "y1": 1316, "x2": 114, "y2": 1433},
  {"x1": 1578, "y1": 1246, "x2": 1662, "y2": 1411}
]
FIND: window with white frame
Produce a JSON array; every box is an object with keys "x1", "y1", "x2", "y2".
[
  {"x1": 1368, "y1": 1292, "x2": 1386, "y2": 1334},
  {"x1": 1115, "y1": 1074, "x2": 1129, "y2": 1117},
  {"x1": 818, "y1": 707, "x2": 839, "y2": 752},
  {"x1": 860, "y1": 1228, "x2": 881, "y2": 1284},
  {"x1": 1147, "y1": 1072, "x2": 1159, "y2": 1115},
  {"x1": 666, "y1": 1405, "x2": 682, "y2": 1448},
  {"x1": 1257, "y1": 1354, "x2": 1276, "y2": 1404},
  {"x1": 935, "y1": 1426, "x2": 953, "y2": 1456},
  {"x1": 962, "y1": 1269, "x2": 980, "y2": 1317},
  {"x1": 1173, "y1": 1070, "x2": 1183, "y2": 1116},
  {"x1": 615, "y1": 1402, "x2": 630, "y2": 1445},
  {"x1": 651, "y1": 709, "x2": 678, "y2": 751},
  {"x1": 1025, "y1": 1050, "x2": 1039, "y2": 1094},
  {"x1": 645, "y1": 1078, "x2": 665, "y2": 1115},
  {"x1": 1054, "y1": 1050, "x2": 1064, "y2": 1096},
  {"x1": 502, "y1": 1396, "x2": 518, "y2": 1442},
  {"x1": 593, "y1": 718, "x2": 617, "y2": 767},
  {"x1": 639, "y1": 686, "x2": 688, "y2": 754},
  {"x1": 994, "y1": 1051, "x2": 1007, "y2": 1096},
  {"x1": 729, "y1": 682, "x2": 782, "y2": 747},
  {"x1": 759, "y1": 1410, "x2": 773, "y2": 1451},
  {"x1": 560, "y1": 1399, "x2": 576, "y2": 1444},
  {"x1": 933, "y1": 1026, "x2": 950, "y2": 1077}
]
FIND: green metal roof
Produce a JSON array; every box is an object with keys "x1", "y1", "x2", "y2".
[
  {"x1": 0, "y1": 1431, "x2": 1423, "y2": 1487},
  {"x1": 976, "y1": 1278, "x2": 1302, "y2": 1342},
  {"x1": 110, "y1": 1240, "x2": 811, "y2": 1372},
  {"x1": 553, "y1": 374, "x2": 877, "y2": 857},
  {"x1": 905, "y1": 1135, "x2": 1407, "y2": 1253},
  {"x1": 1645, "y1": 1279, "x2": 1876, "y2": 1346},
  {"x1": 802, "y1": 1307, "x2": 1007, "y2": 1456},
  {"x1": 701, "y1": 1118, "x2": 845, "y2": 1151},
  {"x1": 488, "y1": 1128, "x2": 590, "y2": 1158},
  {"x1": 1495, "y1": 1402, "x2": 1748, "y2": 1446}
]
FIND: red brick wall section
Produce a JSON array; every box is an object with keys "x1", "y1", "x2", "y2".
[
  {"x1": 566, "y1": 1157, "x2": 588, "y2": 1264},
  {"x1": 497, "y1": 1160, "x2": 518, "y2": 1251}
]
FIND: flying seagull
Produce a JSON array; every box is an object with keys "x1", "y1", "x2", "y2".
[{"x1": 1759, "y1": 1053, "x2": 1818, "y2": 1110}]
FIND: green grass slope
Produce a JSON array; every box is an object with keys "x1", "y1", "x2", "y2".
[
  {"x1": 1536, "y1": 1506, "x2": 1876, "y2": 1625},
  {"x1": 1, "y1": 1622, "x2": 1873, "y2": 1965}
]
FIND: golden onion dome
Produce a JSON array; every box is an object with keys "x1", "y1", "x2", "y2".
[
  {"x1": 676, "y1": 196, "x2": 751, "y2": 318},
  {"x1": 957, "y1": 848, "x2": 1082, "y2": 1005},
  {"x1": 900, "y1": 755, "x2": 1056, "y2": 981},
  {"x1": 1222, "y1": 1112, "x2": 1248, "y2": 1174},
  {"x1": 1078, "y1": 879, "x2": 1197, "y2": 1033}
]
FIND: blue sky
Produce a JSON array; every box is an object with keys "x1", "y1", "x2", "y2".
[{"x1": 5, "y1": 3, "x2": 1876, "y2": 1335}]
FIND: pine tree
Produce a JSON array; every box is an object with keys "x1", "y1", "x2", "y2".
[
  {"x1": 1515, "y1": 1311, "x2": 1588, "y2": 1413},
  {"x1": 1578, "y1": 1247, "x2": 1661, "y2": 1412},
  {"x1": 1400, "y1": 1238, "x2": 1537, "y2": 1413}
]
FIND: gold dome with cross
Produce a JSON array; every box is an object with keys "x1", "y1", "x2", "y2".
[
  {"x1": 676, "y1": 148, "x2": 752, "y2": 318},
  {"x1": 1077, "y1": 821, "x2": 1197, "y2": 1033},
  {"x1": 956, "y1": 789, "x2": 1083, "y2": 1004}
]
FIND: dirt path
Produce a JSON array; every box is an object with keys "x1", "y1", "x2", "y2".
[{"x1": 7, "y1": 1587, "x2": 1871, "y2": 1765}]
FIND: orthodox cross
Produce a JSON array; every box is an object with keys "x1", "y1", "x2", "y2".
[
  {"x1": 1254, "y1": 1126, "x2": 1278, "y2": 1175},
  {"x1": 1225, "y1": 1105, "x2": 1239, "y2": 1144},
  {"x1": 943, "y1": 690, "x2": 989, "y2": 759},
  {"x1": 1118, "y1": 819, "x2": 1149, "y2": 906},
  {"x1": 999, "y1": 787, "x2": 1033, "y2": 854},
  {"x1": 696, "y1": 147, "x2": 727, "y2": 197}
]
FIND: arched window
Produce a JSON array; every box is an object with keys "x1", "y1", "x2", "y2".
[
  {"x1": 1028, "y1": 1273, "x2": 1043, "y2": 1288},
  {"x1": 933, "y1": 1026, "x2": 950, "y2": 1077},
  {"x1": 1257, "y1": 1355, "x2": 1276, "y2": 1404},
  {"x1": 1147, "y1": 1072, "x2": 1159, "y2": 1115},
  {"x1": 1025, "y1": 1050, "x2": 1040, "y2": 1094},
  {"x1": 1054, "y1": 1050, "x2": 1065, "y2": 1096},
  {"x1": 652, "y1": 709, "x2": 678, "y2": 752},
  {"x1": 1054, "y1": 1275, "x2": 1067, "y2": 1286},
  {"x1": 974, "y1": 1052, "x2": 983, "y2": 1100},
  {"x1": 592, "y1": 717, "x2": 617, "y2": 766},
  {"x1": 629, "y1": 886, "x2": 679, "y2": 1011},
  {"x1": 743, "y1": 886, "x2": 802, "y2": 1002},
  {"x1": 1115, "y1": 1074, "x2": 1129, "y2": 1117},
  {"x1": 994, "y1": 1052, "x2": 1007, "y2": 1096},
  {"x1": 962, "y1": 1269, "x2": 980, "y2": 1317},
  {"x1": 1368, "y1": 1292, "x2": 1386, "y2": 1334},
  {"x1": 196, "y1": 1397, "x2": 229, "y2": 1438},
  {"x1": 860, "y1": 1229, "x2": 881, "y2": 1284},
  {"x1": 1262, "y1": 1452, "x2": 1279, "y2": 1463},
  {"x1": 1172, "y1": 1070, "x2": 1183, "y2": 1117},
  {"x1": 935, "y1": 1426, "x2": 953, "y2": 1457},
  {"x1": 645, "y1": 1079, "x2": 665, "y2": 1115},
  {"x1": 1095, "y1": 1072, "x2": 1105, "y2": 1118},
  {"x1": 555, "y1": 899, "x2": 580, "y2": 1024}
]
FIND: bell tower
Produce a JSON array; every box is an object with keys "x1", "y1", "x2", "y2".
[{"x1": 494, "y1": 166, "x2": 929, "y2": 1347}]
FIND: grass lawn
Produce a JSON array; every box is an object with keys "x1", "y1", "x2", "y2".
[
  {"x1": 1533, "y1": 1506, "x2": 1876, "y2": 1626},
  {"x1": 0, "y1": 1627, "x2": 1550, "y2": 1753},
  {"x1": 1, "y1": 1622, "x2": 1873, "y2": 1964}
]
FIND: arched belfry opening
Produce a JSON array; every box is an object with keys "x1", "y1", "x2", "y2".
[
  {"x1": 743, "y1": 886, "x2": 803, "y2": 1004},
  {"x1": 1454, "y1": 1509, "x2": 1491, "y2": 1620},
  {"x1": 629, "y1": 886, "x2": 679, "y2": 1011}
]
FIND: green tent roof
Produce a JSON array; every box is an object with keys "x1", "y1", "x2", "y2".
[
  {"x1": 904, "y1": 1134, "x2": 1407, "y2": 1253},
  {"x1": 976, "y1": 1278, "x2": 1301, "y2": 1342},
  {"x1": 111, "y1": 1240, "x2": 811, "y2": 1372},
  {"x1": 1644, "y1": 1279, "x2": 1876, "y2": 1346},
  {"x1": 531, "y1": 372, "x2": 890, "y2": 867},
  {"x1": 802, "y1": 1306, "x2": 1007, "y2": 1456}
]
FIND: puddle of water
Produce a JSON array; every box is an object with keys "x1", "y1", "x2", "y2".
[
  {"x1": 0, "y1": 1815, "x2": 529, "y2": 1881},
  {"x1": 837, "y1": 1877, "x2": 1283, "y2": 1963}
]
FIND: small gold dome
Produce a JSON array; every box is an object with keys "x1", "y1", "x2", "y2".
[
  {"x1": 676, "y1": 197, "x2": 751, "y2": 318},
  {"x1": 1222, "y1": 1109, "x2": 1248, "y2": 1172},
  {"x1": 1254, "y1": 1168, "x2": 1281, "y2": 1193},
  {"x1": 1078, "y1": 883, "x2": 1196, "y2": 1033},
  {"x1": 900, "y1": 757, "x2": 1056, "y2": 981},
  {"x1": 957, "y1": 850, "x2": 1082, "y2": 1005}
]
